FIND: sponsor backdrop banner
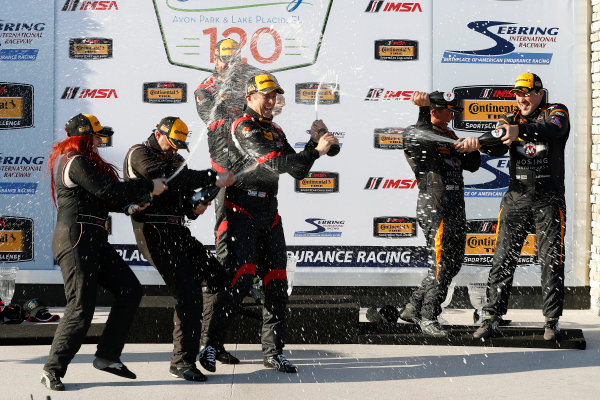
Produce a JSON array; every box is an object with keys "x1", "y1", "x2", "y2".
[
  {"x1": 0, "y1": 1, "x2": 54, "y2": 268},
  {"x1": 2, "y1": 0, "x2": 579, "y2": 287}
]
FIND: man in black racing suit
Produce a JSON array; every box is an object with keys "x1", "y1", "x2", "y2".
[
  {"x1": 123, "y1": 116, "x2": 234, "y2": 381},
  {"x1": 197, "y1": 73, "x2": 338, "y2": 374},
  {"x1": 400, "y1": 91, "x2": 481, "y2": 337},
  {"x1": 459, "y1": 73, "x2": 570, "y2": 341},
  {"x1": 194, "y1": 39, "x2": 264, "y2": 362}
]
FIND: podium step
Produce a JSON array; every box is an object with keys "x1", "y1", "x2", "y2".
[{"x1": 358, "y1": 322, "x2": 586, "y2": 350}]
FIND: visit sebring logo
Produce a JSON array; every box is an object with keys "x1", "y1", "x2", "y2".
[{"x1": 442, "y1": 20, "x2": 559, "y2": 65}]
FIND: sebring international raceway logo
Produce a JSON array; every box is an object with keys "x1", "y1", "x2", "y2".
[
  {"x1": 442, "y1": 21, "x2": 558, "y2": 65},
  {"x1": 464, "y1": 154, "x2": 509, "y2": 197},
  {"x1": 294, "y1": 218, "x2": 345, "y2": 237},
  {"x1": 152, "y1": 0, "x2": 333, "y2": 72}
]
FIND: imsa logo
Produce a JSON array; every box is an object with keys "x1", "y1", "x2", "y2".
[
  {"x1": 62, "y1": 0, "x2": 118, "y2": 11},
  {"x1": 365, "y1": 1, "x2": 422, "y2": 13},
  {"x1": 364, "y1": 177, "x2": 417, "y2": 190},
  {"x1": 0, "y1": 83, "x2": 34, "y2": 130},
  {"x1": 69, "y1": 38, "x2": 113, "y2": 59},
  {"x1": 143, "y1": 82, "x2": 187, "y2": 104},
  {"x1": 295, "y1": 171, "x2": 339, "y2": 193},
  {"x1": 374, "y1": 40, "x2": 418, "y2": 61},
  {"x1": 295, "y1": 83, "x2": 340, "y2": 105},
  {"x1": 374, "y1": 127, "x2": 405, "y2": 149},
  {"x1": 0, "y1": 216, "x2": 34, "y2": 263},
  {"x1": 373, "y1": 216, "x2": 417, "y2": 238},
  {"x1": 365, "y1": 89, "x2": 414, "y2": 101},
  {"x1": 61, "y1": 87, "x2": 117, "y2": 99}
]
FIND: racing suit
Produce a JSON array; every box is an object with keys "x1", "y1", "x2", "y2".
[
  {"x1": 204, "y1": 107, "x2": 320, "y2": 357},
  {"x1": 194, "y1": 61, "x2": 263, "y2": 345},
  {"x1": 404, "y1": 107, "x2": 481, "y2": 320},
  {"x1": 123, "y1": 133, "x2": 224, "y2": 368},
  {"x1": 481, "y1": 102, "x2": 570, "y2": 318},
  {"x1": 44, "y1": 151, "x2": 152, "y2": 378}
]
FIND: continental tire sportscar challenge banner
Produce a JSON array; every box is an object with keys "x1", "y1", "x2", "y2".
[{"x1": 1, "y1": 0, "x2": 583, "y2": 287}]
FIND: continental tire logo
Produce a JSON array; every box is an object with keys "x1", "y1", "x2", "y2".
[
  {"x1": 0, "y1": 216, "x2": 34, "y2": 262},
  {"x1": 374, "y1": 40, "x2": 418, "y2": 61},
  {"x1": 97, "y1": 136, "x2": 112, "y2": 148},
  {"x1": 374, "y1": 127, "x2": 405, "y2": 149},
  {"x1": 69, "y1": 38, "x2": 113, "y2": 59},
  {"x1": 452, "y1": 85, "x2": 517, "y2": 132},
  {"x1": 295, "y1": 171, "x2": 339, "y2": 193},
  {"x1": 0, "y1": 83, "x2": 34, "y2": 130},
  {"x1": 143, "y1": 82, "x2": 187, "y2": 103},
  {"x1": 463, "y1": 219, "x2": 536, "y2": 266},
  {"x1": 295, "y1": 83, "x2": 339, "y2": 104},
  {"x1": 373, "y1": 216, "x2": 416, "y2": 238}
]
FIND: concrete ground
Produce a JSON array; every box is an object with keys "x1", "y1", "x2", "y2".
[{"x1": 1, "y1": 309, "x2": 599, "y2": 400}]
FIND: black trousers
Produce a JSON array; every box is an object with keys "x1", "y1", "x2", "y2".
[
  {"x1": 206, "y1": 193, "x2": 289, "y2": 357},
  {"x1": 200, "y1": 188, "x2": 232, "y2": 348},
  {"x1": 45, "y1": 221, "x2": 142, "y2": 378},
  {"x1": 483, "y1": 191, "x2": 566, "y2": 318},
  {"x1": 134, "y1": 222, "x2": 223, "y2": 367},
  {"x1": 409, "y1": 192, "x2": 466, "y2": 320}
]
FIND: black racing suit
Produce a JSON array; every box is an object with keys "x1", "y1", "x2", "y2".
[
  {"x1": 44, "y1": 151, "x2": 153, "y2": 378},
  {"x1": 123, "y1": 133, "x2": 224, "y2": 368},
  {"x1": 480, "y1": 102, "x2": 570, "y2": 318},
  {"x1": 194, "y1": 61, "x2": 263, "y2": 346},
  {"x1": 204, "y1": 107, "x2": 320, "y2": 357},
  {"x1": 404, "y1": 107, "x2": 481, "y2": 320}
]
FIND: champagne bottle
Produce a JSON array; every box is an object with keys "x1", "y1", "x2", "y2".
[
  {"x1": 190, "y1": 185, "x2": 220, "y2": 208},
  {"x1": 317, "y1": 128, "x2": 340, "y2": 156},
  {"x1": 478, "y1": 127, "x2": 506, "y2": 147},
  {"x1": 123, "y1": 193, "x2": 151, "y2": 216}
]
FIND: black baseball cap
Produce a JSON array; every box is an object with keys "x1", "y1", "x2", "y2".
[
  {"x1": 429, "y1": 91, "x2": 463, "y2": 113},
  {"x1": 65, "y1": 113, "x2": 114, "y2": 138},
  {"x1": 157, "y1": 116, "x2": 190, "y2": 151}
]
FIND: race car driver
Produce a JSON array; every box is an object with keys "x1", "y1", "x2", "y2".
[
  {"x1": 457, "y1": 72, "x2": 570, "y2": 341},
  {"x1": 194, "y1": 38, "x2": 264, "y2": 364},
  {"x1": 198, "y1": 73, "x2": 338, "y2": 374},
  {"x1": 400, "y1": 91, "x2": 481, "y2": 337}
]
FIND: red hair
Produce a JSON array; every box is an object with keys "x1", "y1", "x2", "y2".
[{"x1": 47, "y1": 134, "x2": 119, "y2": 208}]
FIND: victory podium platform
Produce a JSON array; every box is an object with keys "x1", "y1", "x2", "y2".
[{"x1": 0, "y1": 295, "x2": 586, "y2": 350}]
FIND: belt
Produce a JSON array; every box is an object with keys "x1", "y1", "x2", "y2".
[
  {"x1": 228, "y1": 186, "x2": 276, "y2": 199},
  {"x1": 76, "y1": 214, "x2": 107, "y2": 228},
  {"x1": 141, "y1": 214, "x2": 185, "y2": 225}
]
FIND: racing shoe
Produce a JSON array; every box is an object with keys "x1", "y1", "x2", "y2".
[
  {"x1": 419, "y1": 319, "x2": 448, "y2": 337},
  {"x1": 473, "y1": 315, "x2": 500, "y2": 339},
  {"x1": 93, "y1": 357, "x2": 136, "y2": 379},
  {"x1": 169, "y1": 365, "x2": 207, "y2": 382},
  {"x1": 41, "y1": 370, "x2": 65, "y2": 391},
  {"x1": 216, "y1": 347, "x2": 240, "y2": 364},
  {"x1": 264, "y1": 353, "x2": 297, "y2": 373},
  {"x1": 199, "y1": 345, "x2": 217, "y2": 372},
  {"x1": 399, "y1": 303, "x2": 420, "y2": 324},
  {"x1": 543, "y1": 318, "x2": 560, "y2": 341}
]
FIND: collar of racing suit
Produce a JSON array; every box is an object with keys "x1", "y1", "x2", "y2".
[
  {"x1": 432, "y1": 124, "x2": 458, "y2": 141},
  {"x1": 145, "y1": 132, "x2": 174, "y2": 161},
  {"x1": 245, "y1": 107, "x2": 273, "y2": 125}
]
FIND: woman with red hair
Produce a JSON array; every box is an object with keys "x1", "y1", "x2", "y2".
[{"x1": 41, "y1": 114, "x2": 167, "y2": 391}]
